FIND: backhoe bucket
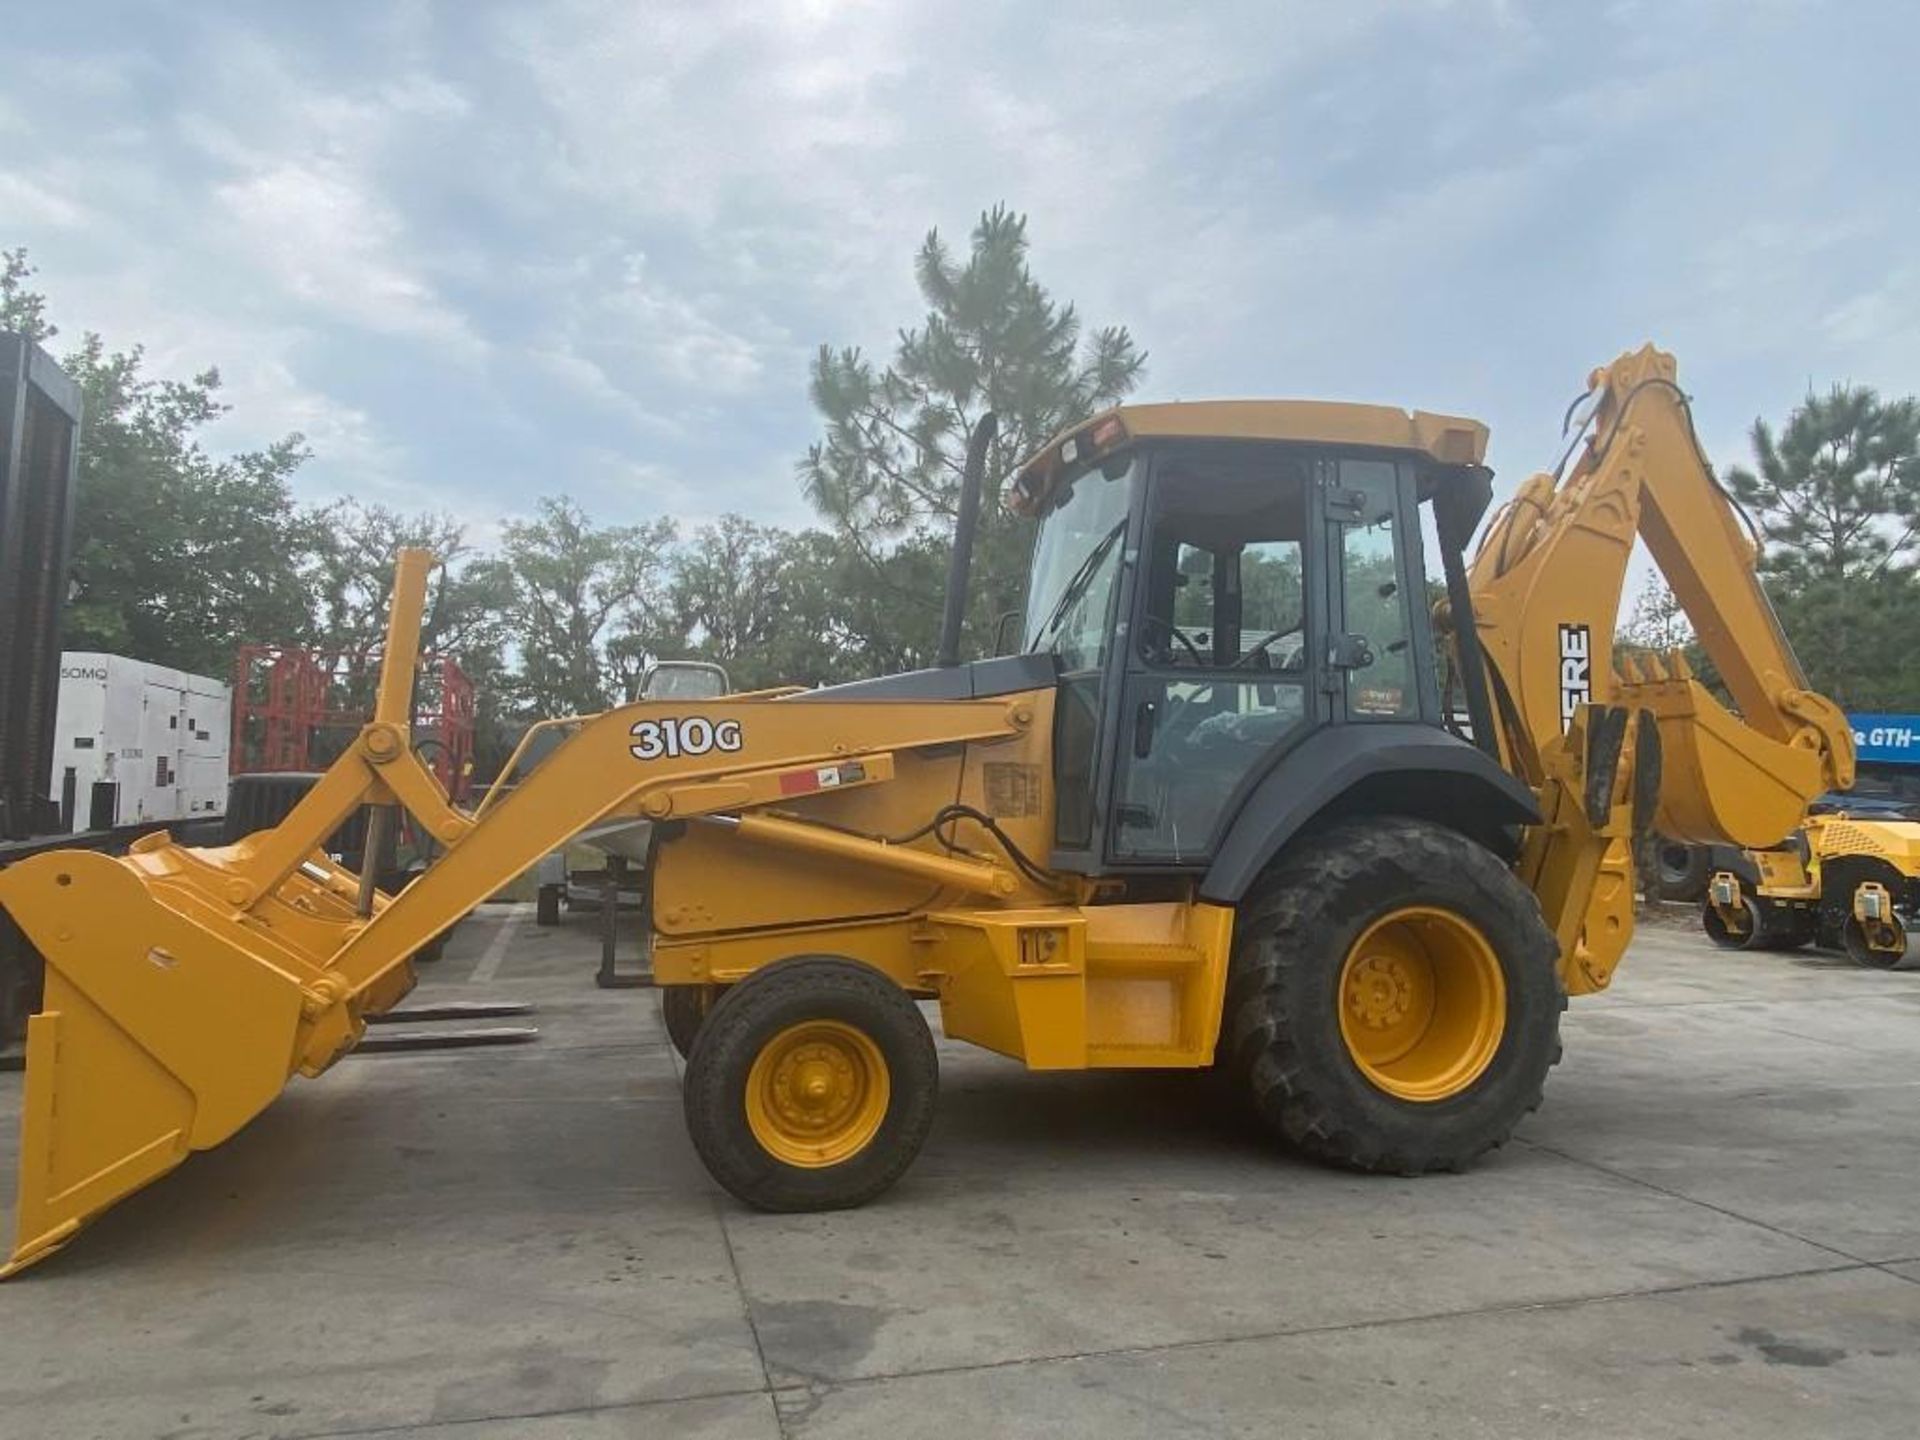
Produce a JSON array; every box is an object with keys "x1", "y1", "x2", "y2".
[
  {"x1": 1, "y1": 846, "x2": 371, "y2": 1278},
  {"x1": 1627, "y1": 674, "x2": 1825, "y2": 847}
]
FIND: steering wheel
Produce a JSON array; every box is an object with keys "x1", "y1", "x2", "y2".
[
  {"x1": 1234, "y1": 621, "x2": 1304, "y2": 670},
  {"x1": 1140, "y1": 614, "x2": 1207, "y2": 666}
]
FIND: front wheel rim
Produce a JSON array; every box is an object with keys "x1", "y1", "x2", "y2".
[
  {"x1": 1338, "y1": 906, "x2": 1507, "y2": 1102},
  {"x1": 745, "y1": 1020, "x2": 890, "y2": 1166}
]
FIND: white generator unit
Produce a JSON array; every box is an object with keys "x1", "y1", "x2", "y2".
[{"x1": 51, "y1": 652, "x2": 231, "y2": 831}]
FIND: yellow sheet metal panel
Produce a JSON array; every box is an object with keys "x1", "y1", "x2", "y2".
[
  {"x1": 653, "y1": 690, "x2": 1057, "y2": 938},
  {"x1": 653, "y1": 917, "x2": 932, "y2": 990},
  {"x1": 1115, "y1": 400, "x2": 1487, "y2": 462},
  {"x1": 1011, "y1": 400, "x2": 1488, "y2": 513},
  {"x1": 1813, "y1": 815, "x2": 1920, "y2": 864},
  {"x1": 1751, "y1": 846, "x2": 1812, "y2": 894},
  {"x1": 1080, "y1": 900, "x2": 1233, "y2": 1065}
]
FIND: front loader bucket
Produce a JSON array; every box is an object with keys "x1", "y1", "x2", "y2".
[
  {"x1": 2, "y1": 548, "x2": 446, "y2": 1278},
  {"x1": 2, "y1": 849, "x2": 314, "y2": 1278},
  {"x1": 1627, "y1": 674, "x2": 1825, "y2": 847}
]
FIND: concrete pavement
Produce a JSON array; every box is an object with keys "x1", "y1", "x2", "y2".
[{"x1": 2, "y1": 905, "x2": 1917, "y2": 1437}]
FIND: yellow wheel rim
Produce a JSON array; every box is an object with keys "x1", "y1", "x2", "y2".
[
  {"x1": 745, "y1": 1020, "x2": 890, "y2": 1167},
  {"x1": 1337, "y1": 906, "x2": 1506, "y2": 1103}
]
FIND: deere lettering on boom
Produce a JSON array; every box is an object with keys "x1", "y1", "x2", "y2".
[{"x1": 0, "y1": 344, "x2": 1853, "y2": 1277}]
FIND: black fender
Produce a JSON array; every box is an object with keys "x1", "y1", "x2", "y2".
[{"x1": 1199, "y1": 724, "x2": 1541, "y2": 905}]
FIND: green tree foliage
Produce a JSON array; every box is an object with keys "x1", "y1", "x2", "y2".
[
  {"x1": 0, "y1": 247, "x2": 55, "y2": 344},
  {"x1": 4, "y1": 252, "x2": 320, "y2": 678},
  {"x1": 309, "y1": 500, "x2": 512, "y2": 669},
  {"x1": 306, "y1": 500, "x2": 520, "y2": 766},
  {"x1": 800, "y1": 206, "x2": 1145, "y2": 664},
  {"x1": 58, "y1": 337, "x2": 321, "y2": 678},
  {"x1": 1617, "y1": 577, "x2": 1693, "y2": 654},
  {"x1": 653, "y1": 516, "x2": 859, "y2": 689},
  {"x1": 1727, "y1": 386, "x2": 1920, "y2": 709},
  {"x1": 482, "y1": 497, "x2": 677, "y2": 716}
]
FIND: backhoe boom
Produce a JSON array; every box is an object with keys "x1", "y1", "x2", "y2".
[{"x1": 1467, "y1": 345, "x2": 1853, "y2": 991}]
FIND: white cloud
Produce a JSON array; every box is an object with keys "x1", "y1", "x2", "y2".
[
  {"x1": 4, "y1": 0, "x2": 1916, "y2": 553},
  {"x1": 215, "y1": 159, "x2": 483, "y2": 358},
  {"x1": 0, "y1": 171, "x2": 90, "y2": 229}
]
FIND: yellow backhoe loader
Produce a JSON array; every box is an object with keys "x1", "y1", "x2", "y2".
[{"x1": 0, "y1": 344, "x2": 1853, "y2": 1277}]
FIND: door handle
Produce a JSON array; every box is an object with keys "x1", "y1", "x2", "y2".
[{"x1": 1133, "y1": 699, "x2": 1158, "y2": 758}]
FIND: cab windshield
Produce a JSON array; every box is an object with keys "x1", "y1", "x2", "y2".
[{"x1": 1022, "y1": 458, "x2": 1135, "y2": 670}]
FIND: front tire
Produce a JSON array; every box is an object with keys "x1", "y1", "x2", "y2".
[
  {"x1": 1221, "y1": 817, "x2": 1564, "y2": 1174},
  {"x1": 684, "y1": 957, "x2": 938, "y2": 1211}
]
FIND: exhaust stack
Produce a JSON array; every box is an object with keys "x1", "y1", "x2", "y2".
[{"x1": 936, "y1": 412, "x2": 998, "y2": 668}]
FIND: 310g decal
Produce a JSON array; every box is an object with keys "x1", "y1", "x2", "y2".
[{"x1": 629, "y1": 716, "x2": 745, "y2": 761}]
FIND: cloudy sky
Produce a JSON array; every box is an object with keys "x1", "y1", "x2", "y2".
[{"x1": 5, "y1": 1, "x2": 1916, "y2": 541}]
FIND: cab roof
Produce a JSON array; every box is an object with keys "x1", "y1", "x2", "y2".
[{"x1": 1008, "y1": 399, "x2": 1490, "y2": 514}]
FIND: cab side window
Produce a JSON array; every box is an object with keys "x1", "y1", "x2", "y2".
[{"x1": 1336, "y1": 461, "x2": 1415, "y2": 718}]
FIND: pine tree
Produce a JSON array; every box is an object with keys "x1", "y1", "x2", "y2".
[
  {"x1": 1726, "y1": 385, "x2": 1920, "y2": 709},
  {"x1": 799, "y1": 206, "x2": 1145, "y2": 666}
]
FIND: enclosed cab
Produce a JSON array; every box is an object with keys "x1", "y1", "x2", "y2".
[{"x1": 1007, "y1": 399, "x2": 1532, "y2": 889}]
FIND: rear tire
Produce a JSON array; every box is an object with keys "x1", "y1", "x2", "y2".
[
  {"x1": 535, "y1": 884, "x2": 562, "y2": 927},
  {"x1": 1220, "y1": 817, "x2": 1564, "y2": 1175},
  {"x1": 1654, "y1": 839, "x2": 1711, "y2": 902},
  {"x1": 662, "y1": 984, "x2": 718, "y2": 1060},
  {"x1": 685, "y1": 957, "x2": 938, "y2": 1211}
]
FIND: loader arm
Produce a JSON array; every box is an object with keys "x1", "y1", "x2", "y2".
[
  {"x1": 0, "y1": 549, "x2": 1048, "y2": 1277},
  {"x1": 1466, "y1": 344, "x2": 1854, "y2": 992}
]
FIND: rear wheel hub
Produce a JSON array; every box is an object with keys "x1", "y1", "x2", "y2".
[{"x1": 1338, "y1": 906, "x2": 1506, "y2": 1103}]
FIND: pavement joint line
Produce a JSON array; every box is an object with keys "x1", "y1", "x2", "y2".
[
  {"x1": 754, "y1": 1258, "x2": 1880, "y2": 1397},
  {"x1": 1514, "y1": 1135, "x2": 1880, "y2": 1268},
  {"x1": 467, "y1": 903, "x2": 530, "y2": 985},
  {"x1": 1876, "y1": 1258, "x2": 1920, "y2": 1286},
  {"x1": 1727, "y1": 1016, "x2": 1898, "y2": 1053},
  {"x1": 271, "y1": 1381, "x2": 784, "y2": 1440},
  {"x1": 712, "y1": 1192, "x2": 786, "y2": 1440},
  {"x1": 258, "y1": 1259, "x2": 1880, "y2": 1440},
  {"x1": 1580, "y1": 992, "x2": 1920, "y2": 1011}
]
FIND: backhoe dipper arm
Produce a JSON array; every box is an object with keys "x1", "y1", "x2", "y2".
[{"x1": 1465, "y1": 345, "x2": 1854, "y2": 992}]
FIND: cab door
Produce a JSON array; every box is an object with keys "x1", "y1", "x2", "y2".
[
  {"x1": 1108, "y1": 447, "x2": 1325, "y2": 866},
  {"x1": 1323, "y1": 458, "x2": 1437, "y2": 726}
]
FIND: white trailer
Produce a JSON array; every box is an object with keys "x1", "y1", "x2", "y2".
[{"x1": 51, "y1": 653, "x2": 231, "y2": 831}]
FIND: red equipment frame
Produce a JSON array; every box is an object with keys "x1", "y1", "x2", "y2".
[{"x1": 231, "y1": 646, "x2": 475, "y2": 801}]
